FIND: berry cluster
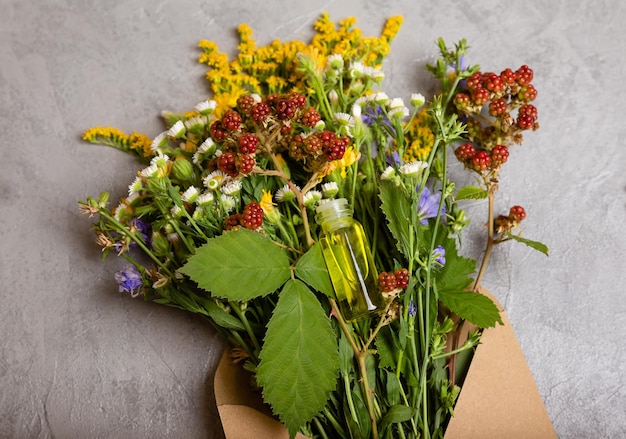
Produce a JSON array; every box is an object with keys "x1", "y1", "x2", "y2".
[
  {"x1": 454, "y1": 142, "x2": 509, "y2": 173},
  {"x1": 494, "y1": 205, "x2": 526, "y2": 234},
  {"x1": 288, "y1": 130, "x2": 349, "y2": 171},
  {"x1": 209, "y1": 109, "x2": 259, "y2": 178},
  {"x1": 378, "y1": 268, "x2": 410, "y2": 293},
  {"x1": 453, "y1": 65, "x2": 539, "y2": 151},
  {"x1": 225, "y1": 202, "x2": 264, "y2": 231}
]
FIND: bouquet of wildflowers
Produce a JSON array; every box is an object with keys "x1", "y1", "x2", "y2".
[{"x1": 80, "y1": 14, "x2": 547, "y2": 439}]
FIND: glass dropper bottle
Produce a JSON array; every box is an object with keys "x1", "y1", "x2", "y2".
[{"x1": 315, "y1": 198, "x2": 384, "y2": 320}]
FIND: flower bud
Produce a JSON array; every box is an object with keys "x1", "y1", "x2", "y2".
[
  {"x1": 172, "y1": 158, "x2": 194, "y2": 181},
  {"x1": 151, "y1": 231, "x2": 171, "y2": 256}
]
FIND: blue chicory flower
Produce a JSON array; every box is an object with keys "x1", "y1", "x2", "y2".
[
  {"x1": 433, "y1": 245, "x2": 446, "y2": 268},
  {"x1": 114, "y1": 264, "x2": 143, "y2": 297},
  {"x1": 416, "y1": 185, "x2": 446, "y2": 225},
  {"x1": 129, "y1": 217, "x2": 151, "y2": 246}
]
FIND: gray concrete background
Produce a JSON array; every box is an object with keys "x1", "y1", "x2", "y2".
[{"x1": 1, "y1": 0, "x2": 625, "y2": 437}]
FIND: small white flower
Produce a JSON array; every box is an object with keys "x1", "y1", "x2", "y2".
[
  {"x1": 389, "y1": 98, "x2": 405, "y2": 110},
  {"x1": 351, "y1": 103, "x2": 362, "y2": 119},
  {"x1": 327, "y1": 53, "x2": 344, "y2": 70},
  {"x1": 321, "y1": 182, "x2": 339, "y2": 198},
  {"x1": 410, "y1": 93, "x2": 425, "y2": 108},
  {"x1": 128, "y1": 176, "x2": 143, "y2": 196},
  {"x1": 150, "y1": 153, "x2": 170, "y2": 168},
  {"x1": 194, "y1": 100, "x2": 217, "y2": 115},
  {"x1": 355, "y1": 96, "x2": 368, "y2": 106},
  {"x1": 196, "y1": 191, "x2": 215, "y2": 205},
  {"x1": 113, "y1": 204, "x2": 127, "y2": 222},
  {"x1": 184, "y1": 115, "x2": 208, "y2": 131},
  {"x1": 221, "y1": 180, "x2": 242, "y2": 196},
  {"x1": 275, "y1": 184, "x2": 297, "y2": 202},
  {"x1": 363, "y1": 66, "x2": 384, "y2": 82},
  {"x1": 348, "y1": 61, "x2": 365, "y2": 78},
  {"x1": 181, "y1": 186, "x2": 199, "y2": 203},
  {"x1": 220, "y1": 194, "x2": 236, "y2": 212},
  {"x1": 192, "y1": 151, "x2": 202, "y2": 166},
  {"x1": 328, "y1": 89, "x2": 339, "y2": 104},
  {"x1": 140, "y1": 163, "x2": 159, "y2": 178},
  {"x1": 170, "y1": 205, "x2": 183, "y2": 218},
  {"x1": 150, "y1": 132, "x2": 168, "y2": 152},
  {"x1": 166, "y1": 120, "x2": 186, "y2": 138},
  {"x1": 203, "y1": 170, "x2": 228, "y2": 191},
  {"x1": 381, "y1": 166, "x2": 396, "y2": 180},
  {"x1": 250, "y1": 93, "x2": 262, "y2": 103},
  {"x1": 303, "y1": 190, "x2": 322, "y2": 207},
  {"x1": 334, "y1": 112, "x2": 354, "y2": 126},
  {"x1": 388, "y1": 106, "x2": 409, "y2": 120},
  {"x1": 126, "y1": 192, "x2": 140, "y2": 205},
  {"x1": 373, "y1": 92, "x2": 389, "y2": 105},
  {"x1": 400, "y1": 161, "x2": 428, "y2": 177},
  {"x1": 314, "y1": 120, "x2": 326, "y2": 130},
  {"x1": 198, "y1": 138, "x2": 216, "y2": 154}
]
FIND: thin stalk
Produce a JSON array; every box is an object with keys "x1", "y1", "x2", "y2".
[{"x1": 473, "y1": 184, "x2": 496, "y2": 291}]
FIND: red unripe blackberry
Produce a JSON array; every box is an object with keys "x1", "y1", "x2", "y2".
[
  {"x1": 304, "y1": 135, "x2": 322, "y2": 153},
  {"x1": 500, "y1": 68, "x2": 516, "y2": 84},
  {"x1": 488, "y1": 98, "x2": 508, "y2": 117},
  {"x1": 378, "y1": 272, "x2": 397, "y2": 292},
  {"x1": 515, "y1": 65, "x2": 534, "y2": 85},
  {"x1": 519, "y1": 104, "x2": 538, "y2": 120},
  {"x1": 217, "y1": 152, "x2": 238, "y2": 177},
  {"x1": 238, "y1": 133, "x2": 258, "y2": 154},
  {"x1": 237, "y1": 154, "x2": 256, "y2": 174},
  {"x1": 251, "y1": 102, "x2": 271, "y2": 123},
  {"x1": 517, "y1": 113, "x2": 535, "y2": 130},
  {"x1": 483, "y1": 72, "x2": 504, "y2": 92},
  {"x1": 210, "y1": 121, "x2": 229, "y2": 142},
  {"x1": 225, "y1": 213, "x2": 243, "y2": 231},
  {"x1": 324, "y1": 140, "x2": 346, "y2": 161},
  {"x1": 241, "y1": 202, "x2": 264, "y2": 229},
  {"x1": 222, "y1": 109, "x2": 243, "y2": 131},
  {"x1": 454, "y1": 93, "x2": 471, "y2": 110},
  {"x1": 491, "y1": 145, "x2": 509, "y2": 166},
  {"x1": 466, "y1": 72, "x2": 483, "y2": 90},
  {"x1": 394, "y1": 269, "x2": 409, "y2": 289},
  {"x1": 300, "y1": 107, "x2": 321, "y2": 127},
  {"x1": 237, "y1": 95, "x2": 256, "y2": 115},
  {"x1": 455, "y1": 142, "x2": 476, "y2": 163},
  {"x1": 319, "y1": 130, "x2": 335, "y2": 147},
  {"x1": 519, "y1": 84, "x2": 538, "y2": 102},
  {"x1": 280, "y1": 124, "x2": 292, "y2": 135},
  {"x1": 471, "y1": 151, "x2": 492, "y2": 171},
  {"x1": 509, "y1": 205, "x2": 526, "y2": 222},
  {"x1": 471, "y1": 87, "x2": 491, "y2": 106},
  {"x1": 275, "y1": 98, "x2": 298, "y2": 120},
  {"x1": 289, "y1": 92, "x2": 307, "y2": 108}
]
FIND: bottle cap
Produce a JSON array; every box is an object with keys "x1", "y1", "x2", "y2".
[{"x1": 315, "y1": 198, "x2": 352, "y2": 224}]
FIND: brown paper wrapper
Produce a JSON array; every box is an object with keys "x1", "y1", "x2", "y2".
[{"x1": 213, "y1": 290, "x2": 556, "y2": 439}]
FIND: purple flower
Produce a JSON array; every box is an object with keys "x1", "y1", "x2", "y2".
[
  {"x1": 115, "y1": 265, "x2": 143, "y2": 297},
  {"x1": 362, "y1": 105, "x2": 394, "y2": 132},
  {"x1": 433, "y1": 245, "x2": 446, "y2": 268},
  {"x1": 416, "y1": 185, "x2": 446, "y2": 225},
  {"x1": 386, "y1": 150, "x2": 402, "y2": 167},
  {"x1": 129, "y1": 218, "x2": 151, "y2": 246},
  {"x1": 408, "y1": 300, "x2": 417, "y2": 317}
]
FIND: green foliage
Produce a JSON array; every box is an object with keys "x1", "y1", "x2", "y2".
[
  {"x1": 507, "y1": 233, "x2": 549, "y2": 256},
  {"x1": 379, "y1": 180, "x2": 414, "y2": 259},
  {"x1": 179, "y1": 229, "x2": 291, "y2": 300},
  {"x1": 257, "y1": 280, "x2": 340, "y2": 438},
  {"x1": 294, "y1": 243, "x2": 334, "y2": 297},
  {"x1": 435, "y1": 238, "x2": 476, "y2": 293},
  {"x1": 438, "y1": 290, "x2": 503, "y2": 328},
  {"x1": 456, "y1": 185, "x2": 488, "y2": 200}
]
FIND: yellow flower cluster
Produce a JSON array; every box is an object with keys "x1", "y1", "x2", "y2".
[
  {"x1": 198, "y1": 13, "x2": 403, "y2": 115},
  {"x1": 403, "y1": 111, "x2": 435, "y2": 162},
  {"x1": 82, "y1": 127, "x2": 153, "y2": 158}
]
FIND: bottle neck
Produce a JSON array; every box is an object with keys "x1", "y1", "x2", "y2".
[{"x1": 316, "y1": 198, "x2": 354, "y2": 233}]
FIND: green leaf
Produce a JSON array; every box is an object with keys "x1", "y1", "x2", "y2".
[
  {"x1": 438, "y1": 290, "x2": 503, "y2": 328},
  {"x1": 179, "y1": 229, "x2": 291, "y2": 300},
  {"x1": 379, "y1": 405, "x2": 414, "y2": 433},
  {"x1": 456, "y1": 185, "x2": 488, "y2": 200},
  {"x1": 379, "y1": 180, "x2": 413, "y2": 258},
  {"x1": 203, "y1": 301, "x2": 246, "y2": 331},
  {"x1": 257, "y1": 279, "x2": 340, "y2": 437},
  {"x1": 294, "y1": 243, "x2": 334, "y2": 297},
  {"x1": 507, "y1": 233, "x2": 549, "y2": 256},
  {"x1": 436, "y1": 238, "x2": 476, "y2": 293}
]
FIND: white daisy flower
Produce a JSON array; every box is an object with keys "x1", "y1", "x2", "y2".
[
  {"x1": 321, "y1": 182, "x2": 339, "y2": 198},
  {"x1": 150, "y1": 132, "x2": 168, "y2": 152},
  {"x1": 351, "y1": 103, "x2": 362, "y2": 120},
  {"x1": 365, "y1": 67, "x2": 384, "y2": 82},
  {"x1": 221, "y1": 180, "x2": 242, "y2": 196},
  {"x1": 303, "y1": 190, "x2": 322, "y2": 207},
  {"x1": 140, "y1": 163, "x2": 159, "y2": 178},
  {"x1": 389, "y1": 98, "x2": 405, "y2": 109},
  {"x1": 410, "y1": 93, "x2": 425, "y2": 108},
  {"x1": 128, "y1": 176, "x2": 143, "y2": 196},
  {"x1": 196, "y1": 191, "x2": 215, "y2": 206},
  {"x1": 388, "y1": 106, "x2": 409, "y2": 120},
  {"x1": 198, "y1": 138, "x2": 216, "y2": 154},
  {"x1": 181, "y1": 186, "x2": 199, "y2": 203},
  {"x1": 126, "y1": 192, "x2": 140, "y2": 205},
  {"x1": 166, "y1": 120, "x2": 185, "y2": 138},
  {"x1": 170, "y1": 205, "x2": 183, "y2": 218},
  {"x1": 381, "y1": 166, "x2": 396, "y2": 180},
  {"x1": 334, "y1": 112, "x2": 354, "y2": 126},
  {"x1": 184, "y1": 115, "x2": 208, "y2": 131},
  {"x1": 373, "y1": 92, "x2": 389, "y2": 105},
  {"x1": 400, "y1": 161, "x2": 428, "y2": 177},
  {"x1": 327, "y1": 53, "x2": 344, "y2": 70},
  {"x1": 275, "y1": 184, "x2": 297, "y2": 202},
  {"x1": 348, "y1": 61, "x2": 365, "y2": 78},
  {"x1": 194, "y1": 100, "x2": 217, "y2": 115},
  {"x1": 150, "y1": 153, "x2": 170, "y2": 168},
  {"x1": 203, "y1": 170, "x2": 228, "y2": 191},
  {"x1": 220, "y1": 194, "x2": 236, "y2": 212},
  {"x1": 328, "y1": 89, "x2": 339, "y2": 104},
  {"x1": 250, "y1": 93, "x2": 262, "y2": 103}
]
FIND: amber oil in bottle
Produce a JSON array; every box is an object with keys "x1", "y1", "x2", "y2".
[{"x1": 316, "y1": 198, "x2": 384, "y2": 320}]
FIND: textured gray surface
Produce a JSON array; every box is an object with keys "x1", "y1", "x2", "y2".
[{"x1": 1, "y1": 0, "x2": 625, "y2": 437}]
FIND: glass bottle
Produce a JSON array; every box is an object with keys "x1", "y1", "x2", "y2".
[{"x1": 316, "y1": 198, "x2": 384, "y2": 320}]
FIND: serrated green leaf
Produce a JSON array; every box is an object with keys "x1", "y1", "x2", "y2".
[
  {"x1": 379, "y1": 405, "x2": 414, "y2": 433},
  {"x1": 203, "y1": 301, "x2": 246, "y2": 331},
  {"x1": 379, "y1": 180, "x2": 413, "y2": 258},
  {"x1": 375, "y1": 326, "x2": 398, "y2": 369},
  {"x1": 294, "y1": 243, "x2": 334, "y2": 297},
  {"x1": 436, "y1": 238, "x2": 476, "y2": 293},
  {"x1": 507, "y1": 233, "x2": 549, "y2": 256},
  {"x1": 179, "y1": 229, "x2": 291, "y2": 300},
  {"x1": 438, "y1": 290, "x2": 503, "y2": 328},
  {"x1": 257, "y1": 279, "x2": 339, "y2": 437},
  {"x1": 456, "y1": 185, "x2": 488, "y2": 200}
]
